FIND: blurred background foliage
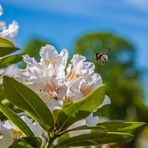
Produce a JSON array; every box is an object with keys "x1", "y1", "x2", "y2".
[
  {"x1": 74, "y1": 32, "x2": 148, "y2": 148},
  {"x1": 74, "y1": 32, "x2": 148, "y2": 123},
  {"x1": 20, "y1": 32, "x2": 148, "y2": 148}
]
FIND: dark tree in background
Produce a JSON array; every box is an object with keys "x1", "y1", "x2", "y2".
[{"x1": 74, "y1": 32, "x2": 148, "y2": 123}]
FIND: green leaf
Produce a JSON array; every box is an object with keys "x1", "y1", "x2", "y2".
[
  {"x1": 0, "y1": 47, "x2": 20, "y2": 57},
  {"x1": 57, "y1": 85, "x2": 106, "y2": 130},
  {"x1": 96, "y1": 121, "x2": 146, "y2": 132},
  {"x1": 57, "y1": 132, "x2": 69, "y2": 148},
  {"x1": 0, "y1": 103, "x2": 34, "y2": 137},
  {"x1": 0, "y1": 84, "x2": 5, "y2": 100},
  {"x1": 0, "y1": 38, "x2": 15, "y2": 47},
  {"x1": 59, "y1": 121, "x2": 145, "y2": 137},
  {"x1": 0, "y1": 54, "x2": 22, "y2": 69},
  {"x1": 56, "y1": 132, "x2": 133, "y2": 147},
  {"x1": 3, "y1": 76, "x2": 54, "y2": 131},
  {"x1": 0, "y1": 38, "x2": 20, "y2": 57},
  {"x1": 9, "y1": 137, "x2": 42, "y2": 148},
  {"x1": 59, "y1": 125, "x2": 106, "y2": 137}
]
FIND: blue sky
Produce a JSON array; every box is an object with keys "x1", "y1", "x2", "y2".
[{"x1": 1, "y1": 0, "x2": 148, "y2": 101}]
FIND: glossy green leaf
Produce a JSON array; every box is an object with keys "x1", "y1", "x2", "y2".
[
  {"x1": 9, "y1": 137, "x2": 42, "y2": 148},
  {"x1": 57, "y1": 85, "x2": 106, "y2": 130},
  {"x1": 56, "y1": 132, "x2": 133, "y2": 147},
  {"x1": 57, "y1": 132, "x2": 69, "y2": 148},
  {"x1": 0, "y1": 38, "x2": 15, "y2": 47},
  {"x1": 59, "y1": 125, "x2": 105, "y2": 137},
  {"x1": 0, "y1": 54, "x2": 22, "y2": 69},
  {"x1": 0, "y1": 47, "x2": 20, "y2": 57},
  {"x1": 0, "y1": 103, "x2": 34, "y2": 137},
  {"x1": 3, "y1": 76, "x2": 54, "y2": 131},
  {"x1": 0, "y1": 38, "x2": 20, "y2": 57},
  {"x1": 59, "y1": 121, "x2": 145, "y2": 137},
  {"x1": 96, "y1": 121, "x2": 146, "y2": 132}
]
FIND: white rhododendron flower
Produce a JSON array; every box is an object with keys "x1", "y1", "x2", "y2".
[
  {"x1": 15, "y1": 44, "x2": 111, "y2": 128},
  {"x1": 0, "y1": 116, "x2": 45, "y2": 147},
  {"x1": 15, "y1": 45, "x2": 107, "y2": 112},
  {"x1": 0, "y1": 5, "x2": 19, "y2": 42}
]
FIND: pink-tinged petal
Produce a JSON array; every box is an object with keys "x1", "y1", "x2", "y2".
[{"x1": 15, "y1": 44, "x2": 107, "y2": 112}]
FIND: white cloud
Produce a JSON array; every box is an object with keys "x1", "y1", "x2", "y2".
[
  {"x1": 1, "y1": 0, "x2": 148, "y2": 30},
  {"x1": 1, "y1": 0, "x2": 103, "y2": 15}
]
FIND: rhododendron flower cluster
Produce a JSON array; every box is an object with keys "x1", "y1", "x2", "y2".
[{"x1": 15, "y1": 45, "x2": 110, "y2": 111}]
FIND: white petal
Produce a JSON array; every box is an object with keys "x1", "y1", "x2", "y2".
[
  {"x1": 23, "y1": 54, "x2": 39, "y2": 68},
  {"x1": 40, "y1": 45, "x2": 67, "y2": 79},
  {"x1": 99, "y1": 96, "x2": 111, "y2": 109},
  {"x1": 67, "y1": 77, "x2": 84, "y2": 100},
  {"x1": 59, "y1": 48, "x2": 68, "y2": 67},
  {"x1": 40, "y1": 45, "x2": 58, "y2": 64},
  {"x1": 0, "y1": 122, "x2": 9, "y2": 135},
  {"x1": 71, "y1": 54, "x2": 86, "y2": 65},
  {"x1": 48, "y1": 100, "x2": 62, "y2": 111},
  {"x1": 85, "y1": 113, "x2": 100, "y2": 126},
  {"x1": 67, "y1": 54, "x2": 86, "y2": 76},
  {"x1": 21, "y1": 116, "x2": 44, "y2": 137},
  {"x1": 0, "y1": 134, "x2": 14, "y2": 148},
  {"x1": 3, "y1": 120, "x2": 16, "y2": 130},
  {"x1": 68, "y1": 120, "x2": 90, "y2": 137}
]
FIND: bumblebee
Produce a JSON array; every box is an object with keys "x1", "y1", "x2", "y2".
[{"x1": 94, "y1": 48, "x2": 111, "y2": 64}]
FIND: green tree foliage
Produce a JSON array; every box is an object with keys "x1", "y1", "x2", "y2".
[{"x1": 74, "y1": 32, "x2": 148, "y2": 122}]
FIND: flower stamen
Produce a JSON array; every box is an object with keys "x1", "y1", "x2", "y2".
[
  {"x1": 67, "y1": 70, "x2": 78, "y2": 80},
  {"x1": 44, "y1": 59, "x2": 55, "y2": 68},
  {"x1": 10, "y1": 129, "x2": 23, "y2": 140}
]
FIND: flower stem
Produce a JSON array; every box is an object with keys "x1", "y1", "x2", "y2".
[{"x1": 45, "y1": 138, "x2": 55, "y2": 148}]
